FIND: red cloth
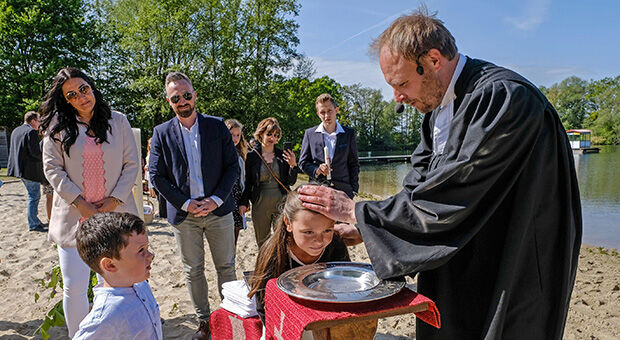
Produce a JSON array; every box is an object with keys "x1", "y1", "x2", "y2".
[
  {"x1": 264, "y1": 279, "x2": 440, "y2": 340},
  {"x1": 209, "y1": 308, "x2": 263, "y2": 340}
]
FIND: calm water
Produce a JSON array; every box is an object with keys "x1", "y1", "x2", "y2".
[{"x1": 358, "y1": 146, "x2": 620, "y2": 249}]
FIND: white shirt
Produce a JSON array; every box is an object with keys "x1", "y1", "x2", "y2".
[
  {"x1": 73, "y1": 281, "x2": 163, "y2": 340},
  {"x1": 178, "y1": 119, "x2": 222, "y2": 211},
  {"x1": 315, "y1": 121, "x2": 345, "y2": 161},
  {"x1": 433, "y1": 53, "x2": 467, "y2": 155}
]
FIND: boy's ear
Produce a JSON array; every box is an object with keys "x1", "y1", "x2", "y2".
[
  {"x1": 99, "y1": 257, "x2": 118, "y2": 273},
  {"x1": 284, "y1": 217, "x2": 293, "y2": 232}
]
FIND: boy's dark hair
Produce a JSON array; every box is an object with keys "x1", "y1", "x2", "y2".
[{"x1": 76, "y1": 212, "x2": 146, "y2": 275}]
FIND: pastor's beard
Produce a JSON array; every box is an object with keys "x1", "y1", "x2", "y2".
[{"x1": 417, "y1": 72, "x2": 445, "y2": 114}]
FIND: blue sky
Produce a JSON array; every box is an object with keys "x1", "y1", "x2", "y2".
[{"x1": 295, "y1": 0, "x2": 620, "y2": 99}]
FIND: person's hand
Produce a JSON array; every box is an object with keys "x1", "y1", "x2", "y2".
[
  {"x1": 297, "y1": 185, "x2": 357, "y2": 224},
  {"x1": 283, "y1": 149, "x2": 297, "y2": 167},
  {"x1": 149, "y1": 188, "x2": 157, "y2": 198},
  {"x1": 238, "y1": 205, "x2": 248, "y2": 215},
  {"x1": 186, "y1": 200, "x2": 203, "y2": 215},
  {"x1": 193, "y1": 197, "x2": 218, "y2": 217},
  {"x1": 335, "y1": 223, "x2": 363, "y2": 246},
  {"x1": 93, "y1": 197, "x2": 121, "y2": 213},
  {"x1": 315, "y1": 163, "x2": 330, "y2": 177},
  {"x1": 76, "y1": 200, "x2": 99, "y2": 219}
]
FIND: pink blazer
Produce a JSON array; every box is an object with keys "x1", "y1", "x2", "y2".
[{"x1": 42, "y1": 111, "x2": 139, "y2": 247}]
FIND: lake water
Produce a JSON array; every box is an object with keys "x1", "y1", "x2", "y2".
[{"x1": 358, "y1": 145, "x2": 620, "y2": 249}]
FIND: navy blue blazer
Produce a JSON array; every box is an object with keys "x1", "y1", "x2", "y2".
[
  {"x1": 149, "y1": 113, "x2": 240, "y2": 225},
  {"x1": 298, "y1": 124, "x2": 360, "y2": 198}
]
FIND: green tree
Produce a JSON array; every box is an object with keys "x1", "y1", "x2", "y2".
[
  {"x1": 587, "y1": 76, "x2": 620, "y2": 144},
  {"x1": 0, "y1": 0, "x2": 101, "y2": 130},
  {"x1": 99, "y1": 0, "x2": 301, "y2": 146},
  {"x1": 545, "y1": 76, "x2": 589, "y2": 130},
  {"x1": 343, "y1": 84, "x2": 390, "y2": 150}
]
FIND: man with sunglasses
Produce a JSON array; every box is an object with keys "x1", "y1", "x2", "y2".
[{"x1": 149, "y1": 72, "x2": 240, "y2": 340}]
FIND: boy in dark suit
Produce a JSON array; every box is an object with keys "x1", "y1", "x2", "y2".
[{"x1": 299, "y1": 94, "x2": 360, "y2": 198}]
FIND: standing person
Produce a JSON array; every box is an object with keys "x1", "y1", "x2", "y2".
[
  {"x1": 7, "y1": 111, "x2": 48, "y2": 232},
  {"x1": 40, "y1": 67, "x2": 140, "y2": 338},
  {"x1": 149, "y1": 71, "x2": 239, "y2": 340},
  {"x1": 299, "y1": 94, "x2": 360, "y2": 198},
  {"x1": 298, "y1": 9, "x2": 581, "y2": 340},
  {"x1": 239, "y1": 117, "x2": 298, "y2": 249},
  {"x1": 225, "y1": 119, "x2": 249, "y2": 245}
]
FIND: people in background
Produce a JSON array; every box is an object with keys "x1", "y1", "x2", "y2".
[{"x1": 239, "y1": 117, "x2": 298, "y2": 249}]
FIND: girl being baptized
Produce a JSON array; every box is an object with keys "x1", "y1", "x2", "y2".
[{"x1": 248, "y1": 187, "x2": 350, "y2": 324}]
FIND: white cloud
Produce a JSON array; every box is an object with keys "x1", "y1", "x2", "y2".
[
  {"x1": 311, "y1": 57, "x2": 394, "y2": 99},
  {"x1": 505, "y1": 0, "x2": 551, "y2": 31}
]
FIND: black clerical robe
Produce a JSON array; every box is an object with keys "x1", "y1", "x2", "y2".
[{"x1": 355, "y1": 58, "x2": 581, "y2": 340}]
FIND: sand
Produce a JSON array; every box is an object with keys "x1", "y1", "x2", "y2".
[{"x1": 0, "y1": 180, "x2": 618, "y2": 339}]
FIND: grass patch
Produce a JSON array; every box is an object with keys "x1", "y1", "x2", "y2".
[{"x1": 0, "y1": 167, "x2": 17, "y2": 181}]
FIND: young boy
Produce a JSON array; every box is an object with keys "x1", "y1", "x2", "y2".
[{"x1": 73, "y1": 212, "x2": 162, "y2": 340}]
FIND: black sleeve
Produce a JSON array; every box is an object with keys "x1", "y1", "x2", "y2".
[
  {"x1": 355, "y1": 82, "x2": 546, "y2": 279},
  {"x1": 347, "y1": 128, "x2": 360, "y2": 194},
  {"x1": 149, "y1": 127, "x2": 188, "y2": 209},
  {"x1": 26, "y1": 129, "x2": 42, "y2": 161},
  {"x1": 299, "y1": 129, "x2": 319, "y2": 178}
]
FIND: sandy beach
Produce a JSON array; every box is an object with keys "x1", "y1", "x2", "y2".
[{"x1": 0, "y1": 180, "x2": 618, "y2": 339}]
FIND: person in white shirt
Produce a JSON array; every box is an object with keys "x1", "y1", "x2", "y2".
[
  {"x1": 73, "y1": 212, "x2": 161, "y2": 340},
  {"x1": 299, "y1": 94, "x2": 360, "y2": 198}
]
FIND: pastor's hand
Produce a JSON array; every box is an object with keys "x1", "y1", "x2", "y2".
[
  {"x1": 297, "y1": 185, "x2": 356, "y2": 224},
  {"x1": 334, "y1": 223, "x2": 362, "y2": 246}
]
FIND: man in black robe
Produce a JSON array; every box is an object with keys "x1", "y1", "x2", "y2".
[{"x1": 298, "y1": 9, "x2": 581, "y2": 340}]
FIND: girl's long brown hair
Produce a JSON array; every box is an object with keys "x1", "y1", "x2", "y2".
[
  {"x1": 248, "y1": 189, "x2": 306, "y2": 300},
  {"x1": 225, "y1": 118, "x2": 248, "y2": 161}
]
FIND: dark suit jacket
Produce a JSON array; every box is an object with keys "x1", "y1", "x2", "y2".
[
  {"x1": 240, "y1": 144, "x2": 298, "y2": 207},
  {"x1": 7, "y1": 124, "x2": 46, "y2": 183},
  {"x1": 149, "y1": 113, "x2": 240, "y2": 225},
  {"x1": 299, "y1": 124, "x2": 360, "y2": 198}
]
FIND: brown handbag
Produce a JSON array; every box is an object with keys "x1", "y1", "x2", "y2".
[{"x1": 252, "y1": 148, "x2": 291, "y2": 194}]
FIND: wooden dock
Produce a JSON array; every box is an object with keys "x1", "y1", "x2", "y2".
[
  {"x1": 573, "y1": 147, "x2": 600, "y2": 154},
  {"x1": 359, "y1": 155, "x2": 410, "y2": 163}
]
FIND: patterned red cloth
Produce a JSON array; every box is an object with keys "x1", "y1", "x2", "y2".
[
  {"x1": 264, "y1": 279, "x2": 440, "y2": 340},
  {"x1": 210, "y1": 308, "x2": 263, "y2": 340}
]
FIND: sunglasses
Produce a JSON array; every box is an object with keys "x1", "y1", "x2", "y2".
[
  {"x1": 169, "y1": 92, "x2": 193, "y2": 104},
  {"x1": 266, "y1": 131, "x2": 280, "y2": 138},
  {"x1": 65, "y1": 84, "x2": 92, "y2": 101}
]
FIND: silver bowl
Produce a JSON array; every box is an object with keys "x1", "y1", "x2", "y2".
[{"x1": 277, "y1": 262, "x2": 404, "y2": 303}]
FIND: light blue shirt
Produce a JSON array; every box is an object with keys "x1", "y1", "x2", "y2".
[
  {"x1": 433, "y1": 53, "x2": 467, "y2": 155},
  {"x1": 73, "y1": 280, "x2": 162, "y2": 340},
  {"x1": 178, "y1": 119, "x2": 222, "y2": 211}
]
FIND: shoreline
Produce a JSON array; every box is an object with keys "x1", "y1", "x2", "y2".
[{"x1": 0, "y1": 182, "x2": 618, "y2": 339}]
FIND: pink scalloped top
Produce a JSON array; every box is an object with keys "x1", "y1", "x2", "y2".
[{"x1": 82, "y1": 136, "x2": 106, "y2": 204}]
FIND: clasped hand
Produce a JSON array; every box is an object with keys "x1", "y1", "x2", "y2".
[{"x1": 187, "y1": 198, "x2": 218, "y2": 217}]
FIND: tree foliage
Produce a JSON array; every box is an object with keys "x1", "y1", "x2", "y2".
[{"x1": 0, "y1": 0, "x2": 101, "y2": 129}]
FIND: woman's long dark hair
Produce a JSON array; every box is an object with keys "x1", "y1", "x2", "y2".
[{"x1": 39, "y1": 68, "x2": 112, "y2": 155}]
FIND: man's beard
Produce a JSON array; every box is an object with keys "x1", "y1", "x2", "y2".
[
  {"x1": 176, "y1": 104, "x2": 194, "y2": 118},
  {"x1": 417, "y1": 73, "x2": 445, "y2": 114}
]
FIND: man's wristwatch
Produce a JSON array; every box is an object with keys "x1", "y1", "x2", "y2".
[{"x1": 71, "y1": 195, "x2": 84, "y2": 208}]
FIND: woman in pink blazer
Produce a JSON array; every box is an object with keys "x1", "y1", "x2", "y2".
[{"x1": 40, "y1": 68, "x2": 139, "y2": 337}]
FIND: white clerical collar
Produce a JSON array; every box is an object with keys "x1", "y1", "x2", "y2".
[
  {"x1": 315, "y1": 121, "x2": 344, "y2": 135},
  {"x1": 439, "y1": 53, "x2": 467, "y2": 110}
]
